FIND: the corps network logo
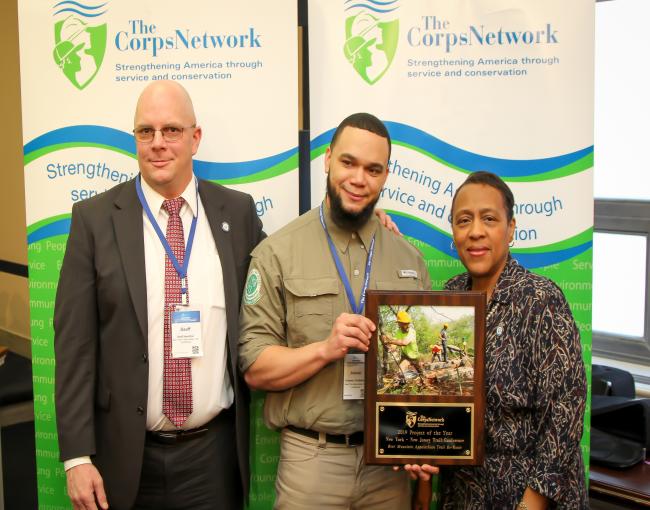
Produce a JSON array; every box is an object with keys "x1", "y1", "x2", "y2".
[
  {"x1": 343, "y1": 0, "x2": 399, "y2": 85},
  {"x1": 52, "y1": 1, "x2": 108, "y2": 90},
  {"x1": 405, "y1": 411, "x2": 417, "y2": 429}
]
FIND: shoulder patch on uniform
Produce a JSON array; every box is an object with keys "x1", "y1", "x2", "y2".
[{"x1": 244, "y1": 269, "x2": 262, "y2": 305}]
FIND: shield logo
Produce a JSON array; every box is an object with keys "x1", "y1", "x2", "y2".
[
  {"x1": 244, "y1": 269, "x2": 262, "y2": 305},
  {"x1": 53, "y1": 11, "x2": 107, "y2": 90},
  {"x1": 343, "y1": 11, "x2": 399, "y2": 85},
  {"x1": 405, "y1": 411, "x2": 417, "y2": 429}
]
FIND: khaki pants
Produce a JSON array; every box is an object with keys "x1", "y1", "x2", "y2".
[{"x1": 274, "y1": 428, "x2": 411, "y2": 509}]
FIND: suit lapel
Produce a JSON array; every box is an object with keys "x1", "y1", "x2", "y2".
[
  {"x1": 198, "y1": 181, "x2": 238, "y2": 371},
  {"x1": 113, "y1": 180, "x2": 148, "y2": 343}
]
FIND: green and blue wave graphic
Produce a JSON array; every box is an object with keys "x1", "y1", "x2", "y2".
[
  {"x1": 24, "y1": 125, "x2": 298, "y2": 185},
  {"x1": 24, "y1": 125, "x2": 298, "y2": 242},
  {"x1": 389, "y1": 210, "x2": 592, "y2": 269},
  {"x1": 344, "y1": 0, "x2": 399, "y2": 14},
  {"x1": 53, "y1": 1, "x2": 108, "y2": 18},
  {"x1": 311, "y1": 121, "x2": 593, "y2": 181},
  {"x1": 27, "y1": 215, "x2": 71, "y2": 245},
  {"x1": 310, "y1": 120, "x2": 592, "y2": 268},
  {"x1": 32, "y1": 210, "x2": 592, "y2": 269}
]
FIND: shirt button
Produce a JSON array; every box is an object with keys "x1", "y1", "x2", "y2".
[
  {"x1": 142, "y1": 354, "x2": 148, "y2": 363},
  {"x1": 353, "y1": 269, "x2": 360, "y2": 277},
  {"x1": 351, "y1": 233, "x2": 356, "y2": 239},
  {"x1": 137, "y1": 406, "x2": 144, "y2": 415}
]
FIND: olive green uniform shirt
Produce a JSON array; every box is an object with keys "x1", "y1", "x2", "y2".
[{"x1": 239, "y1": 203, "x2": 431, "y2": 434}]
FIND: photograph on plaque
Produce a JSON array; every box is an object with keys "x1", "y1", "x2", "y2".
[
  {"x1": 377, "y1": 305, "x2": 476, "y2": 397},
  {"x1": 365, "y1": 290, "x2": 485, "y2": 466}
]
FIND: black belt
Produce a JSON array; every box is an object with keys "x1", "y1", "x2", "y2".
[
  {"x1": 287, "y1": 425, "x2": 364, "y2": 447},
  {"x1": 147, "y1": 425, "x2": 209, "y2": 445}
]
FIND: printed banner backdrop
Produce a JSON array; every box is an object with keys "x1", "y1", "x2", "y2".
[
  {"x1": 309, "y1": 0, "x2": 593, "y2": 506},
  {"x1": 18, "y1": 1, "x2": 296, "y2": 507}
]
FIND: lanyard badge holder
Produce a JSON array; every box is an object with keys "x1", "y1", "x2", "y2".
[
  {"x1": 136, "y1": 176, "x2": 203, "y2": 358},
  {"x1": 319, "y1": 204, "x2": 375, "y2": 400}
]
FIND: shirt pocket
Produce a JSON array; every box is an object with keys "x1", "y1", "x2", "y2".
[{"x1": 285, "y1": 277, "x2": 339, "y2": 347}]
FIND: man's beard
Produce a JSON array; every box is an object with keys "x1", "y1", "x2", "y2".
[{"x1": 326, "y1": 171, "x2": 379, "y2": 231}]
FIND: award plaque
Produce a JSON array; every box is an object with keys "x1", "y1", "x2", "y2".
[{"x1": 365, "y1": 290, "x2": 486, "y2": 466}]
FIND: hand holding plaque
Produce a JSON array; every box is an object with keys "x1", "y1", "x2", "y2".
[{"x1": 365, "y1": 290, "x2": 486, "y2": 466}]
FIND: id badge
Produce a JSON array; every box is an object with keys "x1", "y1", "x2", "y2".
[
  {"x1": 343, "y1": 353, "x2": 365, "y2": 400},
  {"x1": 171, "y1": 308, "x2": 203, "y2": 358}
]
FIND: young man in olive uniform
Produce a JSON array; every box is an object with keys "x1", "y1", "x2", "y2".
[{"x1": 239, "y1": 113, "x2": 432, "y2": 508}]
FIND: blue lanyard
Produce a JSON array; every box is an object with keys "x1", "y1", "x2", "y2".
[
  {"x1": 319, "y1": 203, "x2": 375, "y2": 315},
  {"x1": 136, "y1": 175, "x2": 198, "y2": 303}
]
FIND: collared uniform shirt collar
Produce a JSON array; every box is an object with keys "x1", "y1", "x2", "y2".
[
  {"x1": 321, "y1": 199, "x2": 379, "y2": 253},
  {"x1": 139, "y1": 175, "x2": 198, "y2": 218}
]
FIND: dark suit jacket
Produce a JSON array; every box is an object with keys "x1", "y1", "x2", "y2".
[{"x1": 54, "y1": 178, "x2": 264, "y2": 509}]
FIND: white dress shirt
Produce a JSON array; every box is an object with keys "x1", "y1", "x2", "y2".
[
  {"x1": 64, "y1": 176, "x2": 232, "y2": 469},
  {"x1": 141, "y1": 175, "x2": 232, "y2": 431}
]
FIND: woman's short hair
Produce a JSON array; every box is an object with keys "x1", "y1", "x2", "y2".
[{"x1": 452, "y1": 171, "x2": 515, "y2": 221}]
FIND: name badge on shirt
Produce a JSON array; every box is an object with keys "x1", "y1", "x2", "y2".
[
  {"x1": 171, "y1": 308, "x2": 203, "y2": 358},
  {"x1": 399, "y1": 269, "x2": 418, "y2": 279},
  {"x1": 343, "y1": 353, "x2": 365, "y2": 400}
]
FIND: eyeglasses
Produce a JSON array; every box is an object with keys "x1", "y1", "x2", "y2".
[{"x1": 133, "y1": 125, "x2": 196, "y2": 143}]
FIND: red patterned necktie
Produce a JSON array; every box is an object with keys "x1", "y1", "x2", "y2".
[{"x1": 162, "y1": 197, "x2": 193, "y2": 427}]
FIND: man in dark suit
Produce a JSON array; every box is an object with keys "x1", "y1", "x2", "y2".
[{"x1": 54, "y1": 80, "x2": 264, "y2": 510}]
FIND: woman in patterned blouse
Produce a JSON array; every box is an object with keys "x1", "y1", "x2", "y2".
[{"x1": 441, "y1": 171, "x2": 588, "y2": 509}]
